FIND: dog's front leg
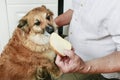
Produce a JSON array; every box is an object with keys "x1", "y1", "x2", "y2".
[
  {"x1": 35, "y1": 66, "x2": 52, "y2": 80},
  {"x1": 48, "y1": 64, "x2": 62, "y2": 80}
]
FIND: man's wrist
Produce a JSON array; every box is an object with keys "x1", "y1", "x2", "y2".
[
  {"x1": 77, "y1": 61, "x2": 93, "y2": 74},
  {"x1": 80, "y1": 65, "x2": 92, "y2": 73}
]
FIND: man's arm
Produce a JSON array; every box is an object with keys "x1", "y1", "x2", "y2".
[
  {"x1": 80, "y1": 51, "x2": 120, "y2": 74},
  {"x1": 56, "y1": 50, "x2": 120, "y2": 74},
  {"x1": 55, "y1": 9, "x2": 73, "y2": 27}
]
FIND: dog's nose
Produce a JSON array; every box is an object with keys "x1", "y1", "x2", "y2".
[{"x1": 45, "y1": 25, "x2": 54, "y2": 34}]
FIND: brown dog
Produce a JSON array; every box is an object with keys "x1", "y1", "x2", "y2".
[{"x1": 0, "y1": 5, "x2": 62, "y2": 80}]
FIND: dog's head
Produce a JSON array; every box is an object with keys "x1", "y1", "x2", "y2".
[
  {"x1": 17, "y1": 5, "x2": 56, "y2": 46},
  {"x1": 18, "y1": 6, "x2": 56, "y2": 43}
]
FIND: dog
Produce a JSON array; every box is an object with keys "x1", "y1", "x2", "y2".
[{"x1": 0, "y1": 5, "x2": 62, "y2": 80}]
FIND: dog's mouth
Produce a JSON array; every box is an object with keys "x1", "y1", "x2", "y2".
[
  {"x1": 45, "y1": 25, "x2": 55, "y2": 35},
  {"x1": 44, "y1": 24, "x2": 55, "y2": 36}
]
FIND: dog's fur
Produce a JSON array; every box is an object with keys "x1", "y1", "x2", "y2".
[{"x1": 0, "y1": 5, "x2": 62, "y2": 80}]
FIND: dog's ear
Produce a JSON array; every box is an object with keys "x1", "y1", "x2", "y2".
[
  {"x1": 17, "y1": 19, "x2": 28, "y2": 28},
  {"x1": 46, "y1": 9, "x2": 53, "y2": 21},
  {"x1": 17, "y1": 19, "x2": 30, "y2": 33},
  {"x1": 41, "y1": 5, "x2": 47, "y2": 9},
  {"x1": 47, "y1": 13, "x2": 53, "y2": 20}
]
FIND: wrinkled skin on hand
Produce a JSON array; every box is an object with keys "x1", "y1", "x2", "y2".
[{"x1": 55, "y1": 50, "x2": 86, "y2": 73}]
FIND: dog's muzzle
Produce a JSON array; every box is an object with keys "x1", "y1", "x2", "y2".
[{"x1": 45, "y1": 25, "x2": 55, "y2": 34}]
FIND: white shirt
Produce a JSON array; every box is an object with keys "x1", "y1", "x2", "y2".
[{"x1": 69, "y1": 0, "x2": 120, "y2": 79}]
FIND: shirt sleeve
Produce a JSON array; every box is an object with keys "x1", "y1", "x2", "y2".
[{"x1": 106, "y1": 1, "x2": 120, "y2": 51}]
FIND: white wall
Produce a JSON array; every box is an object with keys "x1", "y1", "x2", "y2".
[{"x1": 0, "y1": 0, "x2": 9, "y2": 53}]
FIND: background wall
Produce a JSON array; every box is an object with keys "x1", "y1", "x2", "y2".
[{"x1": 0, "y1": 0, "x2": 9, "y2": 53}]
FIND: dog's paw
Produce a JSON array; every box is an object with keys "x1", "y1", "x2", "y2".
[
  {"x1": 36, "y1": 67, "x2": 52, "y2": 80},
  {"x1": 49, "y1": 66, "x2": 62, "y2": 79}
]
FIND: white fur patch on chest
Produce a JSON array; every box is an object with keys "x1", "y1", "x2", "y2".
[{"x1": 29, "y1": 34, "x2": 49, "y2": 45}]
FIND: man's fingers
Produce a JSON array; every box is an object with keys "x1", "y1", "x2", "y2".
[
  {"x1": 55, "y1": 55, "x2": 65, "y2": 67},
  {"x1": 55, "y1": 55, "x2": 61, "y2": 64},
  {"x1": 64, "y1": 50, "x2": 75, "y2": 59}
]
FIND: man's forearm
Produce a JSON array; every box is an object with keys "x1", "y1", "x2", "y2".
[
  {"x1": 55, "y1": 9, "x2": 73, "y2": 27},
  {"x1": 79, "y1": 51, "x2": 120, "y2": 74}
]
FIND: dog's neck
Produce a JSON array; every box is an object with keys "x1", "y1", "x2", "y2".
[
  {"x1": 28, "y1": 33, "x2": 49, "y2": 45},
  {"x1": 22, "y1": 38, "x2": 50, "y2": 52}
]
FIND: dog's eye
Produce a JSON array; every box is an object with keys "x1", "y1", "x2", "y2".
[
  {"x1": 46, "y1": 16, "x2": 50, "y2": 21},
  {"x1": 34, "y1": 19, "x2": 41, "y2": 26}
]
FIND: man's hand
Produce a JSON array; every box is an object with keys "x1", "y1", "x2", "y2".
[{"x1": 55, "y1": 50, "x2": 86, "y2": 73}]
